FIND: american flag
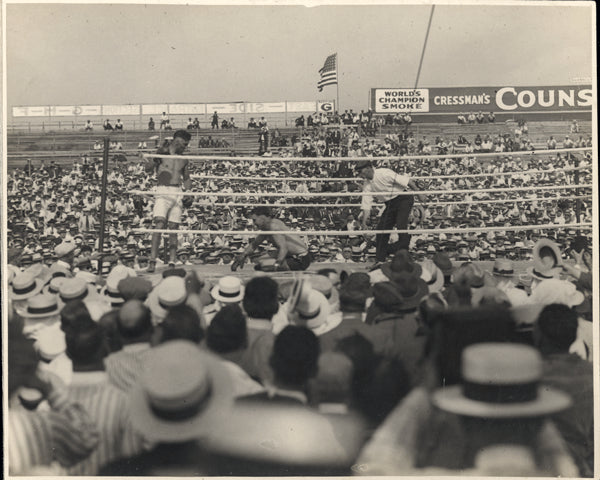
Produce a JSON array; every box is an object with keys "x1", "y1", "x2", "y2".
[{"x1": 318, "y1": 53, "x2": 337, "y2": 91}]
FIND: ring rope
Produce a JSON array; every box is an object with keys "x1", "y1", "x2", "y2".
[
  {"x1": 189, "y1": 165, "x2": 591, "y2": 183},
  {"x1": 142, "y1": 147, "x2": 591, "y2": 162},
  {"x1": 130, "y1": 183, "x2": 592, "y2": 198},
  {"x1": 132, "y1": 222, "x2": 592, "y2": 237},
  {"x1": 174, "y1": 194, "x2": 593, "y2": 209}
]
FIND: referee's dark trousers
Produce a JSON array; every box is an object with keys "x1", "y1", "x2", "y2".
[{"x1": 375, "y1": 194, "x2": 414, "y2": 262}]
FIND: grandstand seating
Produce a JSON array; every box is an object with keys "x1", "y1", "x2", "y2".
[{"x1": 6, "y1": 121, "x2": 592, "y2": 170}]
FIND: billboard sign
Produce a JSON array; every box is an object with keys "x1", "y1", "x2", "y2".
[
  {"x1": 169, "y1": 103, "x2": 206, "y2": 115},
  {"x1": 103, "y1": 104, "x2": 140, "y2": 116},
  {"x1": 371, "y1": 85, "x2": 593, "y2": 113},
  {"x1": 372, "y1": 89, "x2": 429, "y2": 112},
  {"x1": 318, "y1": 101, "x2": 335, "y2": 112}
]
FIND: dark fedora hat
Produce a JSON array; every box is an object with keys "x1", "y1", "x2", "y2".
[{"x1": 381, "y1": 250, "x2": 422, "y2": 282}]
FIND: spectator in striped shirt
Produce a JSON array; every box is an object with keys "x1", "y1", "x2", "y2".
[
  {"x1": 8, "y1": 322, "x2": 100, "y2": 474},
  {"x1": 105, "y1": 300, "x2": 154, "y2": 392},
  {"x1": 64, "y1": 321, "x2": 144, "y2": 474}
]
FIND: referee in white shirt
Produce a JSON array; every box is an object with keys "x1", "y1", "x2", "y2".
[{"x1": 355, "y1": 160, "x2": 426, "y2": 264}]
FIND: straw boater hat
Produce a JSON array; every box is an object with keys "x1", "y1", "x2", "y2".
[
  {"x1": 58, "y1": 278, "x2": 98, "y2": 304},
  {"x1": 211, "y1": 276, "x2": 244, "y2": 303},
  {"x1": 492, "y1": 258, "x2": 515, "y2": 278},
  {"x1": 43, "y1": 277, "x2": 67, "y2": 296},
  {"x1": 17, "y1": 293, "x2": 61, "y2": 320},
  {"x1": 11, "y1": 273, "x2": 45, "y2": 301},
  {"x1": 433, "y1": 343, "x2": 571, "y2": 418},
  {"x1": 293, "y1": 289, "x2": 332, "y2": 333},
  {"x1": 147, "y1": 276, "x2": 189, "y2": 321},
  {"x1": 129, "y1": 340, "x2": 233, "y2": 442}
]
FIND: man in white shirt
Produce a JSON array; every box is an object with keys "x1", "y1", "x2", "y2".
[{"x1": 355, "y1": 160, "x2": 426, "y2": 264}]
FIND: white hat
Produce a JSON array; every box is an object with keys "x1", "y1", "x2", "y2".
[
  {"x1": 147, "y1": 277, "x2": 188, "y2": 320},
  {"x1": 17, "y1": 293, "x2": 61, "y2": 319},
  {"x1": 34, "y1": 324, "x2": 66, "y2": 361},
  {"x1": 129, "y1": 340, "x2": 233, "y2": 442},
  {"x1": 419, "y1": 259, "x2": 444, "y2": 293},
  {"x1": 54, "y1": 241, "x2": 76, "y2": 258},
  {"x1": 433, "y1": 343, "x2": 571, "y2": 418},
  {"x1": 11, "y1": 273, "x2": 45, "y2": 301},
  {"x1": 58, "y1": 278, "x2": 97, "y2": 303},
  {"x1": 211, "y1": 276, "x2": 244, "y2": 303},
  {"x1": 529, "y1": 279, "x2": 585, "y2": 308},
  {"x1": 294, "y1": 289, "x2": 330, "y2": 331}
]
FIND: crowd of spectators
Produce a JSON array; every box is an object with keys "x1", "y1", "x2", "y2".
[
  {"x1": 5, "y1": 121, "x2": 595, "y2": 475},
  {"x1": 6, "y1": 235, "x2": 594, "y2": 475}
]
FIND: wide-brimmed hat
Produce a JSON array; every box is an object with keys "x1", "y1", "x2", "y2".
[
  {"x1": 146, "y1": 276, "x2": 189, "y2": 321},
  {"x1": 419, "y1": 259, "x2": 444, "y2": 293},
  {"x1": 49, "y1": 262, "x2": 73, "y2": 279},
  {"x1": 17, "y1": 293, "x2": 62, "y2": 319},
  {"x1": 433, "y1": 343, "x2": 571, "y2": 418},
  {"x1": 22, "y1": 263, "x2": 52, "y2": 285},
  {"x1": 34, "y1": 323, "x2": 66, "y2": 361},
  {"x1": 532, "y1": 238, "x2": 563, "y2": 278},
  {"x1": 381, "y1": 250, "x2": 422, "y2": 282},
  {"x1": 11, "y1": 273, "x2": 45, "y2": 301},
  {"x1": 129, "y1": 340, "x2": 233, "y2": 442},
  {"x1": 294, "y1": 289, "x2": 331, "y2": 331},
  {"x1": 54, "y1": 241, "x2": 76, "y2": 258},
  {"x1": 373, "y1": 275, "x2": 428, "y2": 313},
  {"x1": 211, "y1": 276, "x2": 244, "y2": 303},
  {"x1": 58, "y1": 278, "x2": 97, "y2": 303},
  {"x1": 432, "y1": 252, "x2": 454, "y2": 277},
  {"x1": 492, "y1": 258, "x2": 515, "y2": 277},
  {"x1": 529, "y1": 278, "x2": 585, "y2": 308}
]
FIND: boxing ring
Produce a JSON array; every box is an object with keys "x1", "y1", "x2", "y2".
[{"x1": 125, "y1": 147, "x2": 594, "y2": 282}]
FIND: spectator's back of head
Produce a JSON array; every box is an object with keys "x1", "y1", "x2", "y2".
[
  {"x1": 161, "y1": 304, "x2": 204, "y2": 344},
  {"x1": 117, "y1": 299, "x2": 153, "y2": 343},
  {"x1": 270, "y1": 325, "x2": 320, "y2": 388},
  {"x1": 65, "y1": 321, "x2": 108, "y2": 366},
  {"x1": 60, "y1": 299, "x2": 94, "y2": 334},
  {"x1": 243, "y1": 276, "x2": 279, "y2": 320},
  {"x1": 207, "y1": 304, "x2": 247, "y2": 354},
  {"x1": 536, "y1": 303, "x2": 578, "y2": 352}
]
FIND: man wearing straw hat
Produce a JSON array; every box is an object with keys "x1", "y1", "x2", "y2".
[{"x1": 146, "y1": 129, "x2": 193, "y2": 273}]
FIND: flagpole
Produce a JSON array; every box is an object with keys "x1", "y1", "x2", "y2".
[{"x1": 336, "y1": 52, "x2": 340, "y2": 113}]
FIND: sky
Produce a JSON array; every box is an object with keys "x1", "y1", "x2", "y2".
[{"x1": 4, "y1": 1, "x2": 595, "y2": 112}]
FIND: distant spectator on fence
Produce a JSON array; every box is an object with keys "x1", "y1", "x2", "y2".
[
  {"x1": 114, "y1": 119, "x2": 123, "y2": 131},
  {"x1": 487, "y1": 111, "x2": 496, "y2": 122},
  {"x1": 187, "y1": 118, "x2": 194, "y2": 130},
  {"x1": 148, "y1": 117, "x2": 155, "y2": 130},
  {"x1": 159, "y1": 112, "x2": 169, "y2": 129},
  {"x1": 547, "y1": 136, "x2": 557, "y2": 149},
  {"x1": 457, "y1": 112, "x2": 466, "y2": 124},
  {"x1": 229, "y1": 117, "x2": 237, "y2": 129},
  {"x1": 248, "y1": 117, "x2": 258, "y2": 129},
  {"x1": 212, "y1": 111, "x2": 219, "y2": 129},
  {"x1": 467, "y1": 112, "x2": 476, "y2": 124},
  {"x1": 85, "y1": 120, "x2": 93, "y2": 131},
  {"x1": 193, "y1": 117, "x2": 200, "y2": 129},
  {"x1": 258, "y1": 117, "x2": 268, "y2": 129},
  {"x1": 571, "y1": 120, "x2": 579, "y2": 134},
  {"x1": 103, "y1": 119, "x2": 113, "y2": 131},
  {"x1": 476, "y1": 111, "x2": 485, "y2": 123}
]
